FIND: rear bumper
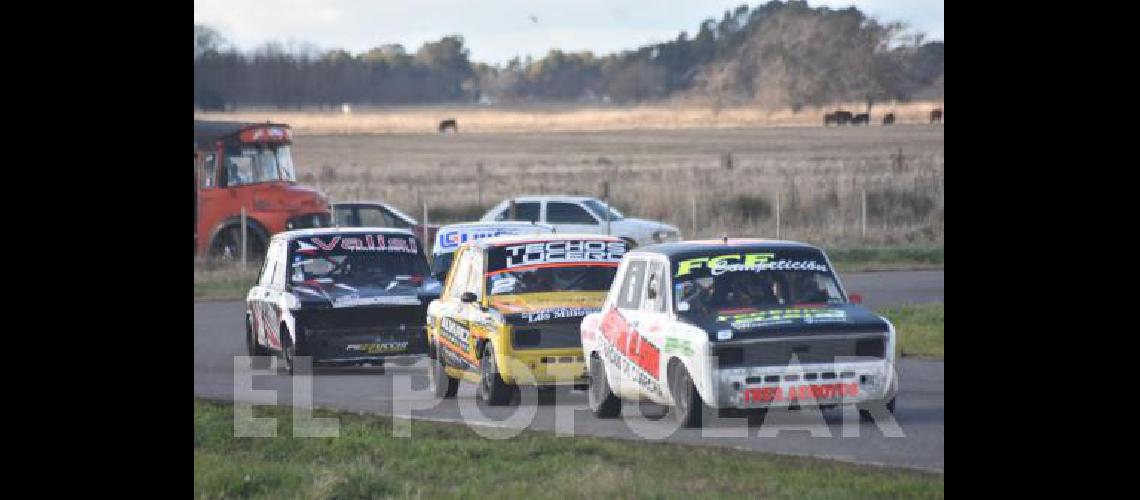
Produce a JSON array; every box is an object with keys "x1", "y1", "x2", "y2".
[{"x1": 712, "y1": 360, "x2": 894, "y2": 409}]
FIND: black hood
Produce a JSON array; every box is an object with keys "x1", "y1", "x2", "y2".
[
  {"x1": 290, "y1": 277, "x2": 442, "y2": 309},
  {"x1": 680, "y1": 303, "x2": 889, "y2": 342}
]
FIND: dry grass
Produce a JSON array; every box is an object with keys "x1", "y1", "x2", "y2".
[
  {"x1": 274, "y1": 124, "x2": 942, "y2": 246},
  {"x1": 195, "y1": 101, "x2": 944, "y2": 135}
]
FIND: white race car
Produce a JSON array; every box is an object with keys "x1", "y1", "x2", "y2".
[
  {"x1": 480, "y1": 196, "x2": 680, "y2": 248},
  {"x1": 580, "y1": 238, "x2": 897, "y2": 427}
]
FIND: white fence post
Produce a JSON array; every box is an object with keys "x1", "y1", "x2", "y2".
[
  {"x1": 775, "y1": 194, "x2": 781, "y2": 240},
  {"x1": 861, "y1": 189, "x2": 867, "y2": 240}
]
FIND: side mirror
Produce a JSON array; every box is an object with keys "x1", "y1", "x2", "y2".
[
  {"x1": 461, "y1": 292, "x2": 477, "y2": 304},
  {"x1": 848, "y1": 293, "x2": 863, "y2": 304}
]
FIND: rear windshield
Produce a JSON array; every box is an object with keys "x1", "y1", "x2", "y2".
[
  {"x1": 484, "y1": 239, "x2": 625, "y2": 295},
  {"x1": 288, "y1": 233, "x2": 430, "y2": 288},
  {"x1": 671, "y1": 248, "x2": 845, "y2": 316}
]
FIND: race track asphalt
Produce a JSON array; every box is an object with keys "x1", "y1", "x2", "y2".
[{"x1": 194, "y1": 270, "x2": 944, "y2": 471}]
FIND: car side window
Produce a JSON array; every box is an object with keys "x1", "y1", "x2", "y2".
[
  {"x1": 447, "y1": 249, "x2": 471, "y2": 299},
  {"x1": 616, "y1": 259, "x2": 647, "y2": 310},
  {"x1": 270, "y1": 243, "x2": 287, "y2": 288},
  {"x1": 465, "y1": 251, "x2": 484, "y2": 299},
  {"x1": 258, "y1": 243, "x2": 279, "y2": 286},
  {"x1": 334, "y1": 206, "x2": 358, "y2": 226},
  {"x1": 498, "y1": 202, "x2": 540, "y2": 222},
  {"x1": 256, "y1": 245, "x2": 275, "y2": 286},
  {"x1": 643, "y1": 261, "x2": 667, "y2": 313},
  {"x1": 359, "y1": 206, "x2": 397, "y2": 227},
  {"x1": 547, "y1": 202, "x2": 597, "y2": 224}
]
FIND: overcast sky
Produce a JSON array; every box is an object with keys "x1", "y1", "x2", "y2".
[{"x1": 194, "y1": 0, "x2": 943, "y2": 64}]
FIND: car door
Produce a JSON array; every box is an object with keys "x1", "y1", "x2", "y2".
[
  {"x1": 636, "y1": 259, "x2": 671, "y2": 403},
  {"x1": 545, "y1": 201, "x2": 602, "y2": 236},
  {"x1": 599, "y1": 257, "x2": 649, "y2": 399},
  {"x1": 433, "y1": 247, "x2": 478, "y2": 371},
  {"x1": 249, "y1": 241, "x2": 282, "y2": 350},
  {"x1": 264, "y1": 241, "x2": 289, "y2": 349}
]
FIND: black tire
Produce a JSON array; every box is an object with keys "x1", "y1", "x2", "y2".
[
  {"x1": 429, "y1": 343, "x2": 458, "y2": 399},
  {"x1": 245, "y1": 316, "x2": 268, "y2": 357},
  {"x1": 279, "y1": 326, "x2": 301, "y2": 376},
  {"x1": 208, "y1": 223, "x2": 268, "y2": 262},
  {"x1": 478, "y1": 342, "x2": 513, "y2": 405},
  {"x1": 669, "y1": 364, "x2": 704, "y2": 428},
  {"x1": 587, "y1": 355, "x2": 621, "y2": 418},
  {"x1": 858, "y1": 397, "x2": 897, "y2": 421}
]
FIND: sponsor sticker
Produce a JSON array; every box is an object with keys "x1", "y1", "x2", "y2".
[
  {"x1": 502, "y1": 240, "x2": 625, "y2": 269},
  {"x1": 718, "y1": 308, "x2": 847, "y2": 329},
  {"x1": 332, "y1": 295, "x2": 422, "y2": 308},
  {"x1": 741, "y1": 383, "x2": 859, "y2": 403},
  {"x1": 676, "y1": 253, "x2": 829, "y2": 277},
  {"x1": 346, "y1": 341, "x2": 410, "y2": 354}
]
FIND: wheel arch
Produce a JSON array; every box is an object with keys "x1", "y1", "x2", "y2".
[{"x1": 207, "y1": 215, "x2": 271, "y2": 256}]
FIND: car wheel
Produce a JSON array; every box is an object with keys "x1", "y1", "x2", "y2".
[
  {"x1": 669, "y1": 364, "x2": 704, "y2": 428},
  {"x1": 209, "y1": 224, "x2": 267, "y2": 262},
  {"x1": 478, "y1": 342, "x2": 513, "y2": 405},
  {"x1": 587, "y1": 355, "x2": 621, "y2": 418},
  {"x1": 245, "y1": 316, "x2": 267, "y2": 357},
  {"x1": 429, "y1": 343, "x2": 458, "y2": 399},
  {"x1": 279, "y1": 326, "x2": 300, "y2": 376},
  {"x1": 858, "y1": 397, "x2": 897, "y2": 421}
]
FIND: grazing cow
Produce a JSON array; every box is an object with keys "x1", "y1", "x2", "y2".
[
  {"x1": 851, "y1": 113, "x2": 870, "y2": 125},
  {"x1": 882, "y1": 113, "x2": 896, "y2": 125},
  {"x1": 930, "y1": 109, "x2": 943, "y2": 124},
  {"x1": 824, "y1": 111, "x2": 853, "y2": 126},
  {"x1": 438, "y1": 119, "x2": 458, "y2": 133}
]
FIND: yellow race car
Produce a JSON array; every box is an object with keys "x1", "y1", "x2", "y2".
[{"x1": 425, "y1": 233, "x2": 627, "y2": 404}]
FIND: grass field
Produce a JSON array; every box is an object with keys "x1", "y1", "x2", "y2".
[
  {"x1": 196, "y1": 105, "x2": 943, "y2": 247},
  {"x1": 877, "y1": 303, "x2": 945, "y2": 359},
  {"x1": 195, "y1": 398, "x2": 944, "y2": 499},
  {"x1": 195, "y1": 101, "x2": 944, "y2": 135}
]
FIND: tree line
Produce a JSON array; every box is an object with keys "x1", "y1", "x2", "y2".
[{"x1": 194, "y1": 0, "x2": 943, "y2": 110}]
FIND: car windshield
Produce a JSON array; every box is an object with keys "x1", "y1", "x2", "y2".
[
  {"x1": 582, "y1": 199, "x2": 624, "y2": 221},
  {"x1": 487, "y1": 266, "x2": 618, "y2": 295},
  {"x1": 483, "y1": 238, "x2": 626, "y2": 295},
  {"x1": 288, "y1": 233, "x2": 430, "y2": 289},
  {"x1": 672, "y1": 250, "x2": 845, "y2": 317},
  {"x1": 224, "y1": 144, "x2": 297, "y2": 186}
]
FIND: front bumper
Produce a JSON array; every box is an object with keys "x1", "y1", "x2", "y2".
[
  {"x1": 499, "y1": 347, "x2": 587, "y2": 386},
  {"x1": 302, "y1": 327, "x2": 428, "y2": 363},
  {"x1": 713, "y1": 360, "x2": 894, "y2": 409}
]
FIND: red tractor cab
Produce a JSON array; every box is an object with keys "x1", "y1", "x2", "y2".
[{"x1": 194, "y1": 120, "x2": 331, "y2": 260}]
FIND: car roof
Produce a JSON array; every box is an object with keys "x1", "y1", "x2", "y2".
[
  {"x1": 438, "y1": 221, "x2": 555, "y2": 230},
  {"x1": 472, "y1": 232, "x2": 622, "y2": 248},
  {"x1": 497, "y1": 195, "x2": 595, "y2": 203},
  {"x1": 271, "y1": 226, "x2": 417, "y2": 242},
  {"x1": 628, "y1": 238, "x2": 823, "y2": 258},
  {"x1": 330, "y1": 201, "x2": 417, "y2": 223}
]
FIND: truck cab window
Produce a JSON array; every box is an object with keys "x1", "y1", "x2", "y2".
[{"x1": 201, "y1": 153, "x2": 217, "y2": 188}]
